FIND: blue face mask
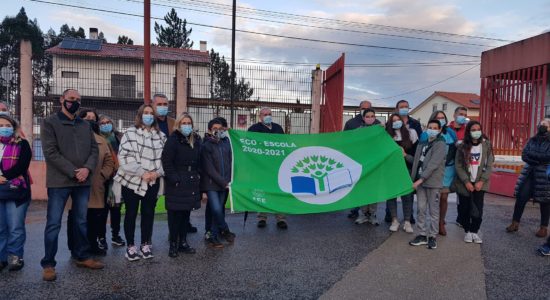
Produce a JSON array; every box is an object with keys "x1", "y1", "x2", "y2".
[
  {"x1": 0, "y1": 111, "x2": 9, "y2": 116},
  {"x1": 456, "y1": 115, "x2": 467, "y2": 125},
  {"x1": 438, "y1": 119, "x2": 446, "y2": 127},
  {"x1": 0, "y1": 127, "x2": 14, "y2": 138},
  {"x1": 142, "y1": 114, "x2": 154, "y2": 126},
  {"x1": 220, "y1": 130, "x2": 228, "y2": 139},
  {"x1": 470, "y1": 131, "x2": 482, "y2": 140},
  {"x1": 263, "y1": 115, "x2": 272, "y2": 125},
  {"x1": 180, "y1": 124, "x2": 193, "y2": 136},
  {"x1": 427, "y1": 129, "x2": 440, "y2": 138},
  {"x1": 392, "y1": 120, "x2": 403, "y2": 129},
  {"x1": 100, "y1": 123, "x2": 113, "y2": 134},
  {"x1": 398, "y1": 108, "x2": 409, "y2": 116},
  {"x1": 156, "y1": 106, "x2": 168, "y2": 117}
]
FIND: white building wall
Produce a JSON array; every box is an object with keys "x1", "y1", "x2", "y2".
[{"x1": 411, "y1": 95, "x2": 479, "y2": 128}]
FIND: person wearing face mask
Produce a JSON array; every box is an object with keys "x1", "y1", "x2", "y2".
[
  {"x1": 507, "y1": 118, "x2": 550, "y2": 241},
  {"x1": 162, "y1": 113, "x2": 202, "y2": 257},
  {"x1": 40, "y1": 89, "x2": 101, "y2": 281},
  {"x1": 248, "y1": 107, "x2": 288, "y2": 229},
  {"x1": 395, "y1": 99, "x2": 422, "y2": 138},
  {"x1": 98, "y1": 115, "x2": 125, "y2": 247},
  {"x1": 385, "y1": 113, "x2": 418, "y2": 233},
  {"x1": 113, "y1": 104, "x2": 166, "y2": 261},
  {"x1": 353, "y1": 109, "x2": 381, "y2": 225},
  {"x1": 448, "y1": 106, "x2": 469, "y2": 142},
  {"x1": 0, "y1": 115, "x2": 32, "y2": 272},
  {"x1": 344, "y1": 101, "x2": 380, "y2": 220},
  {"x1": 0, "y1": 101, "x2": 10, "y2": 116},
  {"x1": 201, "y1": 118, "x2": 235, "y2": 248},
  {"x1": 419, "y1": 110, "x2": 458, "y2": 236},
  {"x1": 454, "y1": 121, "x2": 493, "y2": 244},
  {"x1": 67, "y1": 110, "x2": 115, "y2": 256},
  {"x1": 409, "y1": 120, "x2": 446, "y2": 250}
]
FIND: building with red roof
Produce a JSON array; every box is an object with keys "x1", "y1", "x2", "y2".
[{"x1": 410, "y1": 91, "x2": 480, "y2": 127}]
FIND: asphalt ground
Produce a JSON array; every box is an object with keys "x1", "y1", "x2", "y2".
[{"x1": 1, "y1": 194, "x2": 550, "y2": 300}]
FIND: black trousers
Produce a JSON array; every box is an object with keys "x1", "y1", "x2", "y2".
[
  {"x1": 67, "y1": 208, "x2": 105, "y2": 250},
  {"x1": 122, "y1": 183, "x2": 159, "y2": 246},
  {"x1": 167, "y1": 210, "x2": 191, "y2": 243},
  {"x1": 458, "y1": 190, "x2": 485, "y2": 233},
  {"x1": 513, "y1": 174, "x2": 550, "y2": 227}
]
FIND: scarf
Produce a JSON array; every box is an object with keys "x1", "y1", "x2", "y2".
[{"x1": 1, "y1": 139, "x2": 27, "y2": 188}]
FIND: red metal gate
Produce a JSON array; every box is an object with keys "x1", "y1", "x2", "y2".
[
  {"x1": 480, "y1": 64, "x2": 548, "y2": 156},
  {"x1": 320, "y1": 54, "x2": 345, "y2": 132}
]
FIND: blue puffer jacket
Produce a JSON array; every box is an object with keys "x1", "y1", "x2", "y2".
[{"x1": 514, "y1": 133, "x2": 550, "y2": 203}]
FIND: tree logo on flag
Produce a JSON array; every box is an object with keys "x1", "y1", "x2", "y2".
[{"x1": 278, "y1": 147, "x2": 362, "y2": 205}]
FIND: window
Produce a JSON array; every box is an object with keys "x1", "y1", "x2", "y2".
[
  {"x1": 432, "y1": 104, "x2": 438, "y2": 112},
  {"x1": 442, "y1": 103, "x2": 448, "y2": 111},
  {"x1": 111, "y1": 74, "x2": 135, "y2": 98},
  {"x1": 61, "y1": 71, "x2": 79, "y2": 78}
]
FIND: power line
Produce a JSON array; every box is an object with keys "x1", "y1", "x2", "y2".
[
  {"x1": 28, "y1": 0, "x2": 481, "y2": 58},
  {"x1": 368, "y1": 64, "x2": 480, "y2": 100},
  {"x1": 169, "y1": 0, "x2": 512, "y2": 42},
  {"x1": 123, "y1": 0, "x2": 498, "y2": 48}
]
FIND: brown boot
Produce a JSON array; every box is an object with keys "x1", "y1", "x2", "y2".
[
  {"x1": 506, "y1": 221, "x2": 519, "y2": 232},
  {"x1": 43, "y1": 267, "x2": 56, "y2": 281},
  {"x1": 535, "y1": 226, "x2": 548, "y2": 238},
  {"x1": 75, "y1": 259, "x2": 104, "y2": 270},
  {"x1": 439, "y1": 221, "x2": 447, "y2": 236}
]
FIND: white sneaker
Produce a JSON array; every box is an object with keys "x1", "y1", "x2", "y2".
[
  {"x1": 472, "y1": 233, "x2": 483, "y2": 244},
  {"x1": 368, "y1": 214, "x2": 379, "y2": 226},
  {"x1": 464, "y1": 232, "x2": 473, "y2": 243},
  {"x1": 389, "y1": 219, "x2": 400, "y2": 232},
  {"x1": 403, "y1": 221, "x2": 414, "y2": 233},
  {"x1": 355, "y1": 214, "x2": 368, "y2": 224}
]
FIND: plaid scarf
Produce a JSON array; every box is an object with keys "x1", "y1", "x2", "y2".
[{"x1": 1, "y1": 139, "x2": 27, "y2": 188}]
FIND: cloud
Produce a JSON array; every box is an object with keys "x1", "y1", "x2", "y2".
[{"x1": 50, "y1": 10, "x2": 140, "y2": 44}]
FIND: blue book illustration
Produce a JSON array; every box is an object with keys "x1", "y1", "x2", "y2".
[
  {"x1": 327, "y1": 169, "x2": 353, "y2": 193},
  {"x1": 291, "y1": 176, "x2": 317, "y2": 195}
]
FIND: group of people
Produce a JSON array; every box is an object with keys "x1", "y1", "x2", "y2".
[
  {"x1": 345, "y1": 100, "x2": 495, "y2": 249},
  {"x1": 0, "y1": 89, "x2": 549, "y2": 282}
]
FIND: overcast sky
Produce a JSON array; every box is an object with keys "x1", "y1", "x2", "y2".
[{"x1": 7, "y1": 0, "x2": 550, "y2": 107}]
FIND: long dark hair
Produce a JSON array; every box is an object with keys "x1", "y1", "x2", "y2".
[
  {"x1": 461, "y1": 121, "x2": 488, "y2": 165},
  {"x1": 385, "y1": 113, "x2": 413, "y2": 150},
  {"x1": 428, "y1": 110, "x2": 449, "y2": 134}
]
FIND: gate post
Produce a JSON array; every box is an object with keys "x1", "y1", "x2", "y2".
[
  {"x1": 176, "y1": 61, "x2": 188, "y2": 115},
  {"x1": 310, "y1": 65, "x2": 322, "y2": 133},
  {"x1": 20, "y1": 40, "x2": 33, "y2": 148}
]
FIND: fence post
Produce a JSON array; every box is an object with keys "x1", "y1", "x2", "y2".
[
  {"x1": 310, "y1": 65, "x2": 323, "y2": 133},
  {"x1": 20, "y1": 40, "x2": 33, "y2": 148},
  {"x1": 176, "y1": 61, "x2": 188, "y2": 115}
]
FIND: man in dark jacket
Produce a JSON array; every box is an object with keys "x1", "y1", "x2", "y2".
[
  {"x1": 396, "y1": 99, "x2": 422, "y2": 137},
  {"x1": 248, "y1": 107, "x2": 288, "y2": 229},
  {"x1": 40, "y1": 89, "x2": 102, "y2": 281}
]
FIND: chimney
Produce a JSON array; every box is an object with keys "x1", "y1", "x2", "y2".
[
  {"x1": 200, "y1": 41, "x2": 207, "y2": 52},
  {"x1": 89, "y1": 28, "x2": 99, "y2": 40}
]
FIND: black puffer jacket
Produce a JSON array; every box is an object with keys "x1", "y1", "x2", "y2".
[
  {"x1": 514, "y1": 133, "x2": 550, "y2": 203},
  {"x1": 161, "y1": 130, "x2": 202, "y2": 211},
  {"x1": 200, "y1": 134, "x2": 232, "y2": 192}
]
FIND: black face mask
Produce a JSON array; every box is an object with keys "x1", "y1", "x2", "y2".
[
  {"x1": 87, "y1": 120, "x2": 99, "y2": 134},
  {"x1": 63, "y1": 100, "x2": 81, "y2": 115},
  {"x1": 537, "y1": 125, "x2": 548, "y2": 135}
]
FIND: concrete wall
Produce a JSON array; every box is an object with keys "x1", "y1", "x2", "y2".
[
  {"x1": 411, "y1": 95, "x2": 479, "y2": 128},
  {"x1": 29, "y1": 161, "x2": 47, "y2": 200}
]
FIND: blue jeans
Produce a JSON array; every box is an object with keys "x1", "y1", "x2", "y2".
[
  {"x1": 0, "y1": 200, "x2": 30, "y2": 261},
  {"x1": 205, "y1": 190, "x2": 228, "y2": 232},
  {"x1": 206, "y1": 191, "x2": 228, "y2": 239},
  {"x1": 41, "y1": 186, "x2": 91, "y2": 268}
]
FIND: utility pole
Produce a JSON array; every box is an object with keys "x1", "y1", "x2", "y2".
[
  {"x1": 144, "y1": 0, "x2": 151, "y2": 104},
  {"x1": 230, "y1": 0, "x2": 236, "y2": 127}
]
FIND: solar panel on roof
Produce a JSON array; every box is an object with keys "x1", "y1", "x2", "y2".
[{"x1": 59, "y1": 38, "x2": 102, "y2": 51}]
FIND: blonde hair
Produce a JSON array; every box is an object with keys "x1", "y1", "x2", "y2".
[{"x1": 174, "y1": 112, "x2": 196, "y2": 148}]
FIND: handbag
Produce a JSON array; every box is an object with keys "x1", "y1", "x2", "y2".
[{"x1": 0, "y1": 179, "x2": 28, "y2": 201}]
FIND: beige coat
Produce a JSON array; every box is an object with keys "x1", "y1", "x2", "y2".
[{"x1": 66, "y1": 134, "x2": 115, "y2": 210}]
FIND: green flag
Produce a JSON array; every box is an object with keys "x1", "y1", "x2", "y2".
[{"x1": 229, "y1": 126, "x2": 413, "y2": 214}]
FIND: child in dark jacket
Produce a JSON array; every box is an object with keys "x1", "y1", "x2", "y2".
[{"x1": 201, "y1": 118, "x2": 235, "y2": 248}]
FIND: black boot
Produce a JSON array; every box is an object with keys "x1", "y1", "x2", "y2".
[
  {"x1": 178, "y1": 241, "x2": 196, "y2": 254},
  {"x1": 169, "y1": 242, "x2": 178, "y2": 258}
]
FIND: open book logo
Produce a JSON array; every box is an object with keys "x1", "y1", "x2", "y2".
[{"x1": 278, "y1": 147, "x2": 362, "y2": 205}]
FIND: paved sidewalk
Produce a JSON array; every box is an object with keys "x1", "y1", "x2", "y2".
[{"x1": 321, "y1": 222, "x2": 486, "y2": 300}]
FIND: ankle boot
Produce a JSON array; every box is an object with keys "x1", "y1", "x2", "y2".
[
  {"x1": 169, "y1": 242, "x2": 178, "y2": 258},
  {"x1": 178, "y1": 241, "x2": 196, "y2": 254},
  {"x1": 506, "y1": 221, "x2": 519, "y2": 232},
  {"x1": 536, "y1": 226, "x2": 548, "y2": 238}
]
